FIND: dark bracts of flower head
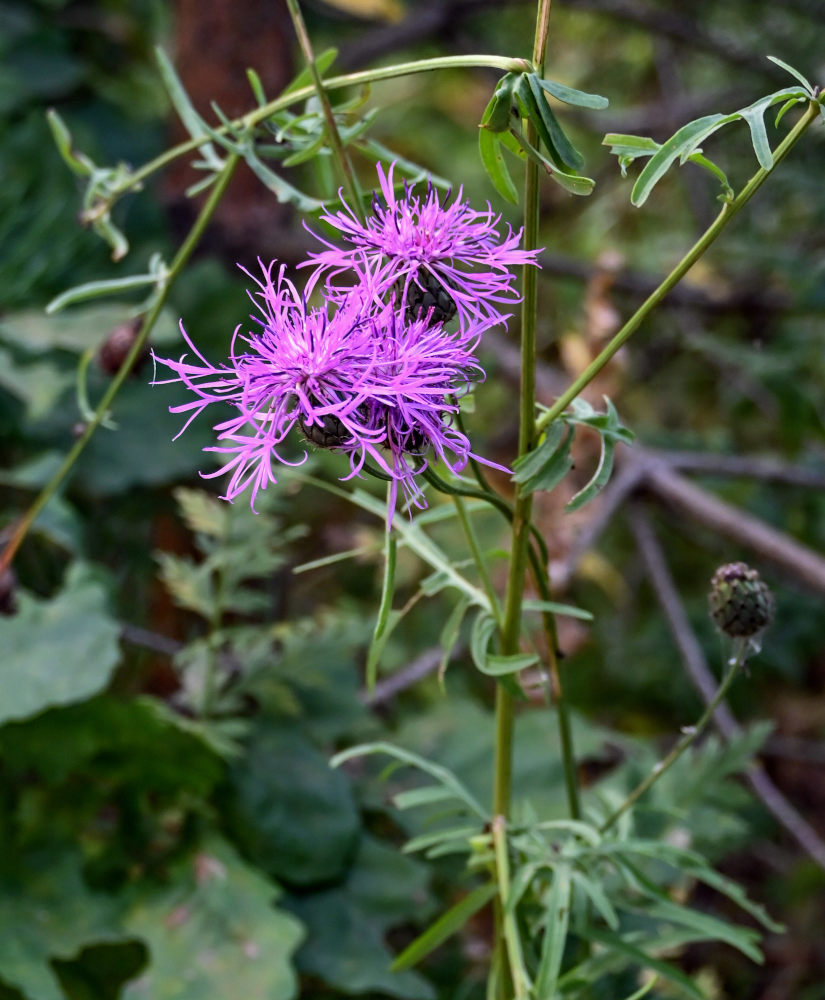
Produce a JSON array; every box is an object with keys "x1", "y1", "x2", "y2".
[
  {"x1": 301, "y1": 162, "x2": 539, "y2": 332},
  {"x1": 152, "y1": 261, "x2": 506, "y2": 521}
]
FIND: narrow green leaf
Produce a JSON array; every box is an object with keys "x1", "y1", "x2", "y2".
[
  {"x1": 470, "y1": 610, "x2": 497, "y2": 673},
  {"x1": 46, "y1": 109, "x2": 95, "y2": 177},
  {"x1": 534, "y1": 865, "x2": 572, "y2": 999},
  {"x1": 538, "y1": 77, "x2": 609, "y2": 110},
  {"x1": 478, "y1": 652, "x2": 540, "y2": 677},
  {"x1": 365, "y1": 609, "x2": 401, "y2": 694},
  {"x1": 508, "y1": 127, "x2": 595, "y2": 196},
  {"x1": 367, "y1": 530, "x2": 397, "y2": 692},
  {"x1": 155, "y1": 47, "x2": 224, "y2": 171},
  {"x1": 246, "y1": 67, "x2": 267, "y2": 106},
  {"x1": 282, "y1": 47, "x2": 338, "y2": 95},
  {"x1": 479, "y1": 127, "x2": 519, "y2": 203},
  {"x1": 331, "y1": 741, "x2": 488, "y2": 820},
  {"x1": 438, "y1": 595, "x2": 472, "y2": 687},
  {"x1": 393, "y1": 784, "x2": 460, "y2": 810},
  {"x1": 528, "y1": 74, "x2": 585, "y2": 170},
  {"x1": 766, "y1": 55, "x2": 814, "y2": 93},
  {"x1": 774, "y1": 95, "x2": 803, "y2": 127},
  {"x1": 686, "y1": 152, "x2": 733, "y2": 198},
  {"x1": 512, "y1": 421, "x2": 567, "y2": 481},
  {"x1": 512, "y1": 425, "x2": 574, "y2": 494},
  {"x1": 739, "y1": 105, "x2": 773, "y2": 169},
  {"x1": 620, "y1": 977, "x2": 659, "y2": 1000},
  {"x1": 581, "y1": 927, "x2": 705, "y2": 999},
  {"x1": 570, "y1": 870, "x2": 619, "y2": 930},
  {"x1": 46, "y1": 273, "x2": 161, "y2": 314},
  {"x1": 602, "y1": 133, "x2": 660, "y2": 160},
  {"x1": 481, "y1": 73, "x2": 518, "y2": 133},
  {"x1": 391, "y1": 883, "x2": 497, "y2": 971},
  {"x1": 631, "y1": 113, "x2": 729, "y2": 206},
  {"x1": 522, "y1": 599, "x2": 593, "y2": 621},
  {"x1": 403, "y1": 826, "x2": 479, "y2": 856},
  {"x1": 565, "y1": 435, "x2": 616, "y2": 512},
  {"x1": 684, "y1": 866, "x2": 784, "y2": 934},
  {"x1": 243, "y1": 146, "x2": 327, "y2": 212}
]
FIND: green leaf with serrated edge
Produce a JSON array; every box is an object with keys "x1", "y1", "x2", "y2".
[
  {"x1": 739, "y1": 104, "x2": 773, "y2": 168},
  {"x1": 391, "y1": 883, "x2": 497, "y2": 971},
  {"x1": 282, "y1": 47, "x2": 338, "y2": 95},
  {"x1": 537, "y1": 77, "x2": 609, "y2": 110},
  {"x1": 580, "y1": 927, "x2": 705, "y2": 999},
  {"x1": 508, "y1": 127, "x2": 595, "y2": 195},
  {"x1": 767, "y1": 55, "x2": 814, "y2": 93},
  {"x1": 571, "y1": 870, "x2": 619, "y2": 929},
  {"x1": 479, "y1": 126, "x2": 519, "y2": 203},
  {"x1": 403, "y1": 826, "x2": 479, "y2": 855},
  {"x1": 522, "y1": 599, "x2": 593, "y2": 621},
  {"x1": 470, "y1": 609, "x2": 497, "y2": 672},
  {"x1": 438, "y1": 595, "x2": 472, "y2": 687},
  {"x1": 155, "y1": 48, "x2": 224, "y2": 171},
  {"x1": 535, "y1": 865, "x2": 572, "y2": 998},
  {"x1": 331, "y1": 742, "x2": 488, "y2": 820},
  {"x1": 478, "y1": 652, "x2": 540, "y2": 676},
  {"x1": 528, "y1": 74, "x2": 585, "y2": 170}
]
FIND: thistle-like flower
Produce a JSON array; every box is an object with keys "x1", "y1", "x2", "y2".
[
  {"x1": 153, "y1": 261, "x2": 501, "y2": 519},
  {"x1": 302, "y1": 162, "x2": 539, "y2": 331},
  {"x1": 708, "y1": 562, "x2": 774, "y2": 639}
]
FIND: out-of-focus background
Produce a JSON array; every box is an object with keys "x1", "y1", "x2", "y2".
[{"x1": 1, "y1": 1, "x2": 824, "y2": 997}]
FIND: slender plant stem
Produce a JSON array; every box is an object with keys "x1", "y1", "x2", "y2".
[
  {"x1": 0, "y1": 154, "x2": 241, "y2": 576},
  {"x1": 494, "y1": 0, "x2": 552, "y2": 824},
  {"x1": 599, "y1": 638, "x2": 750, "y2": 833},
  {"x1": 453, "y1": 495, "x2": 503, "y2": 628},
  {"x1": 284, "y1": 0, "x2": 364, "y2": 219},
  {"x1": 536, "y1": 99, "x2": 822, "y2": 435},
  {"x1": 122, "y1": 55, "x2": 530, "y2": 196},
  {"x1": 492, "y1": 816, "x2": 531, "y2": 1000}
]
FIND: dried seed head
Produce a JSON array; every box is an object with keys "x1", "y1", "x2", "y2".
[{"x1": 708, "y1": 562, "x2": 774, "y2": 638}]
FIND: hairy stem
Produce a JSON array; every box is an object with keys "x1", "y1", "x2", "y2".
[
  {"x1": 0, "y1": 155, "x2": 241, "y2": 575},
  {"x1": 536, "y1": 99, "x2": 822, "y2": 435}
]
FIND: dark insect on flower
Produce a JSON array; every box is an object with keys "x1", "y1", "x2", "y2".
[{"x1": 708, "y1": 562, "x2": 774, "y2": 639}]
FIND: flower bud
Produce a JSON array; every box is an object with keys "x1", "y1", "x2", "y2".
[
  {"x1": 708, "y1": 562, "x2": 774, "y2": 638},
  {"x1": 97, "y1": 318, "x2": 149, "y2": 376}
]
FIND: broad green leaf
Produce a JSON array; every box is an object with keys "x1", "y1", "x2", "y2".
[
  {"x1": 739, "y1": 103, "x2": 773, "y2": 169},
  {"x1": 534, "y1": 865, "x2": 572, "y2": 998},
  {"x1": 391, "y1": 883, "x2": 497, "y2": 971},
  {"x1": 479, "y1": 126, "x2": 519, "y2": 203},
  {"x1": 511, "y1": 425, "x2": 574, "y2": 494},
  {"x1": 0, "y1": 846, "x2": 125, "y2": 1000},
  {"x1": 480, "y1": 73, "x2": 518, "y2": 133},
  {"x1": 537, "y1": 77, "x2": 609, "y2": 110},
  {"x1": 289, "y1": 836, "x2": 434, "y2": 1000},
  {"x1": 122, "y1": 836, "x2": 303, "y2": 1000},
  {"x1": 225, "y1": 723, "x2": 359, "y2": 886},
  {"x1": 332, "y1": 741, "x2": 488, "y2": 820},
  {"x1": 0, "y1": 563, "x2": 120, "y2": 725}
]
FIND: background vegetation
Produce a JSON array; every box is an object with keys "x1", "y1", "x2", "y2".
[{"x1": 1, "y1": 0, "x2": 824, "y2": 997}]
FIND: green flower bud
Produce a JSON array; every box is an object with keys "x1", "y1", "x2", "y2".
[{"x1": 708, "y1": 562, "x2": 774, "y2": 639}]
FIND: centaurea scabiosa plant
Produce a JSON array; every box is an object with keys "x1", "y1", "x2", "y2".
[
  {"x1": 303, "y1": 161, "x2": 538, "y2": 330},
  {"x1": 152, "y1": 256, "x2": 503, "y2": 520}
]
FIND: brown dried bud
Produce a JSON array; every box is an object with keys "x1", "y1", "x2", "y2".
[
  {"x1": 97, "y1": 318, "x2": 149, "y2": 376},
  {"x1": 708, "y1": 562, "x2": 774, "y2": 639}
]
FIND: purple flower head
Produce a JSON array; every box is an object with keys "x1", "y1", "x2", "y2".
[
  {"x1": 153, "y1": 260, "x2": 505, "y2": 522},
  {"x1": 302, "y1": 162, "x2": 539, "y2": 332}
]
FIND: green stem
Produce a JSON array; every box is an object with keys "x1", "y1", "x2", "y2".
[
  {"x1": 492, "y1": 816, "x2": 531, "y2": 1000},
  {"x1": 284, "y1": 0, "x2": 364, "y2": 219},
  {"x1": 536, "y1": 99, "x2": 822, "y2": 435},
  {"x1": 123, "y1": 55, "x2": 531, "y2": 195},
  {"x1": 494, "y1": 0, "x2": 551, "y2": 824},
  {"x1": 453, "y1": 495, "x2": 503, "y2": 628},
  {"x1": 599, "y1": 638, "x2": 750, "y2": 833},
  {"x1": 0, "y1": 154, "x2": 241, "y2": 576}
]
